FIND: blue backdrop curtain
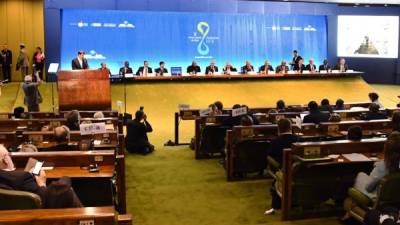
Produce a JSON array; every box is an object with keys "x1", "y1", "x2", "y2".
[{"x1": 61, "y1": 9, "x2": 327, "y2": 74}]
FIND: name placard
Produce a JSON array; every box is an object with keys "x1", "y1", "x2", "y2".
[
  {"x1": 178, "y1": 104, "x2": 190, "y2": 111},
  {"x1": 232, "y1": 107, "x2": 247, "y2": 117},
  {"x1": 80, "y1": 122, "x2": 107, "y2": 135},
  {"x1": 199, "y1": 108, "x2": 212, "y2": 116}
]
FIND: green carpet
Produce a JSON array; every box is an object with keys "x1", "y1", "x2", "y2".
[{"x1": 0, "y1": 78, "x2": 398, "y2": 225}]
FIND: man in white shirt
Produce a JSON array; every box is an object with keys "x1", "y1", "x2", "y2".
[
  {"x1": 71, "y1": 50, "x2": 89, "y2": 70},
  {"x1": 136, "y1": 61, "x2": 153, "y2": 76}
]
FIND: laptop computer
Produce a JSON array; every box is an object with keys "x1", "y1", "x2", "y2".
[{"x1": 171, "y1": 67, "x2": 182, "y2": 76}]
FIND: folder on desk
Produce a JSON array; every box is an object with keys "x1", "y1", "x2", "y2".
[{"x1": 342, "y1": 153, "x2": 371, "y2": 162}]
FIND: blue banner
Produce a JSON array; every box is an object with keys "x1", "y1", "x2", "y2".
[{"x1": 61, "y1": 9, "x2": 327, "y2": 74}]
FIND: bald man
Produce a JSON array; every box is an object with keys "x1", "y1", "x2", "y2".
[{"x1": 44, "y1": 126, "x2": 77, "y2": 151}]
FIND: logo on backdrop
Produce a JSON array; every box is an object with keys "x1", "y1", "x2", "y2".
[
  {"x1": 188, "y1": 21, "x2": 219, "y2": 58},
  {"x1": 197, "y1": 22, "x2": 210, "y2": 55}
]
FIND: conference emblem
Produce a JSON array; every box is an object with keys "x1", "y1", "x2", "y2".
[{"x1": 197, "y1": 22, "x2": 210, "y2": 55}]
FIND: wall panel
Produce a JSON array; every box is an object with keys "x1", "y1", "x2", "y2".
[{"x1": 0, "y1": 0, "x2": 44, "y2": 82}]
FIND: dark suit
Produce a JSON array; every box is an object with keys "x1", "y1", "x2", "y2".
[
  {"x1": 268, "y1": 133, "x2": 298, "y2": 209},
  {"x1": 293, "y1": 64, "x2": 306, "y2": 72},
  {"x1": 119, "y1": 67, "x2": 133, "y2": 75},
  {"x1": 319, "y1": 64, "x2": 331, "y2": 71},
  {"x1": 155, "y1": 67, "x2": 168, "y2": 75},
  {"x1": 205, "y1": 66, "x2": 218, "y2": 74},
  {"x1": 136, "y1": 66, "x2": 153, "y2": 75},
  {"x1": 22, "y1": 82, "x2": 42, "y2": 112},
  {"x1": 187, "y1": 65, "x2": 201, "y2": 74},
  {"x1": 0, "y1": 170, "x2": 46, "y2": 201},
  {"x1": 71, "y1": 58, "x2": 89, "y2": 70},
  {"x1": 303, "y1": 111, "x2": 330, "y2": 124},
  {"x1": 259, "y1": 65, "x2": 274, "y2": 73},
  {"x1": 222, "y1": 67, "x2": 237, "y2": 73},
  {"x1": 125, "y1": 119, "x2": 153, "y2": 154},
  {"x1": 43, "y1": 143, "x2": 79, "y2": 151},
  {"x1": 241, "y1": 65, "x2": 254, "y2": 73},
  {"x1": 275, "y1": 65, "x2": 289, "y2": 73},
  {"x1": 320, "y1": 105, "x2": 333, "y2": 112},
  {"x1": 334, "y1": 63, "x2": 349, "y2": 72},
  {"x1": 290, "y1": 56, "x2": 302, "y2": 68},
  {"x1": 222, "y1": 116, "x2": 241, "y2": 128},
  {"x1": 361, "y1": 112, "x2": 387, "y2": 120},
  {"x1": 1, "y1": 49, "x2": 12, "y2": 81},
  {"x1": 305, "y1": 64, "x2": 317, "y2": 72},
  {"x1": 268, "y1": 134, "x2": 298, "y2": 165}
]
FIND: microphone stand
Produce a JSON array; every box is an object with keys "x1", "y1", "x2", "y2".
[{"x1": 122, "y1": 71, "x2": 129, "y2": 125}]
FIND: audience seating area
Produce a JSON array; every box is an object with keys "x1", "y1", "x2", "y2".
[{"x1": 0, "y1": 110, "x2": 131, "y2": 224}]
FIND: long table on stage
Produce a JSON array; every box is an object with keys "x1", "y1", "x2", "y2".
[{"x1": 110, "y1": 71, "x2": 363, "y2": 83}]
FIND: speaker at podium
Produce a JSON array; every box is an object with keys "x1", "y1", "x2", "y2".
[{"x1": 57, "y1": 70, "x2": 111, "y2": 111}]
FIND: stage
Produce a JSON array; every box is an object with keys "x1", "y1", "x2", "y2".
[{"x1": 1, "y1": 75, "x2": 398, "y2": 146}]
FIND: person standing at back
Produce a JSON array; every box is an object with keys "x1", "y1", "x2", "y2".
[
  {"x1": 1, "y1": 44, "x2": 12, "y2": 82},
  {"x1": 16, "y1": 44, "x2": 29, "y2": 80},
  {"x1": 22, "y1": 73, "x2": 42, "y2": 112},
  {"x1": 32, "y1": 47, "x2": 45, "y2": 80},
  {"x1": 125, "y1": 109, "x2": 154, "y2": 155},
  {"x1": 290, "y1": 50, "x2": 302, "y2": 70}
]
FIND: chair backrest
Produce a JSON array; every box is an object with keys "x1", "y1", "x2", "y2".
[
  {"x1": 200, "y1": 125, "x2": 227, "y2": 154},
  {"x1": 233, "y1": 140, "x2": 270, "y2": 173},
  {"x1": 376, "y1": 172, "x2": 400, "y2": 208},
  {"x1": 0, "y1": 188, "x2": 41, "y2": 210}
]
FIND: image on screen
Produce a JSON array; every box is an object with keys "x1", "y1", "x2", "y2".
[
  {"x1": 337, "y1": 15, "x2": 399, "y2": 58},
  {"x1": 61, "y1": 10, "x2": 328, "y2": 74}
]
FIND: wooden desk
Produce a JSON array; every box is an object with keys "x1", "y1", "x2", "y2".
[
  {"x1": 173, "y1": 103, "x2": 388, "y2": 145},
  {"x1": 12, "y1": 150, "x2": 117, "y2": 208},
  {"x1": 58, "y1": 70, "x2": 111, "y2": 111},
  {"x1": 21, "y1": 130, "x2": 119, "y2": 150},
  {"x1": 44, "y1": 166, "x2": 114, "y2": 179},
  {"x1": 0, "y1": 117, "x2": 119, "y2": 132},
  {"x1": 11, "y1": 150, "x2": 115, "y2": 168},
  {"x1": 280, "y1": 138, "x2": 386, "y2": 220},
  {"x1": 110, "y1": 71, "x2": 363, "y2": 83},
  {"x1": 0, "y1": 206, "x2": 116, "y2": 225}
]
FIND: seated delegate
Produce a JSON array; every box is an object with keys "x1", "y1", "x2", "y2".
[
  {"x1": 303, "y1": 101, "x2": 330, "y2": 124},
  {"x1": 44, "y1": 126, "x2": 78, "y2": 151},
  {"x1": 275, "y1": 60, "x2": 289, "y2": 74},
  {"x1": 0, "y1": 145, "x2": 82, "y2": 208},
  {"x1": 155, "y1": 61, "x2": 168, "y2": 76},
  {"x1": 119, "y1": 61, "x2": 133, "y2": 76},
  {"x1": 352, "y1": 132, "x2": 400, "y2": 199},
  {"x1": 187, "y1": 61, "x2": 201, "y2": 75},
  {"x1": 222, "y1": 63, "x2": 237, "y2": 75},
  {"x1": 205, "y1": 60, "x2": 218, "y2": 75},
  {"x1": 136, "y1": 60, "x2": 153, "y2": 76},
  {"x1": 265, "y1": 118, "x2": 298, "y2": 215},
  {"x1": 241, "y1": 60, "x2": 254, "y2": 74},
  {"x1": 258, "y1": 60, "x2": 274, "y2": 74}
]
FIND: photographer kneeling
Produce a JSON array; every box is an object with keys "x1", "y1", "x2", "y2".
[{"x1": 125, "y1": 109, "x2": 154, "y2": 155}]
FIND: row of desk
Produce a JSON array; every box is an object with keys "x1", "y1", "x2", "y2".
[
  {"x1": 0, "y1": 111, "x2": 130, "y2": 224},
  {"x1": 110, "y1": 71, "x2": 363, "y2": 83}
]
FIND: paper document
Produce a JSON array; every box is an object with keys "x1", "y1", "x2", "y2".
[{"x1": 342, "y1": 153, "x2": 371, "y2": 162}]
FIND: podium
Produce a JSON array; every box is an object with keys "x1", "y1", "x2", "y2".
[{"x1": 57, "y1": 70, "x2": 111, "y2": 111}]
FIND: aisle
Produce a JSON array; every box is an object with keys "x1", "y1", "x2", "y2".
[{"x1": 124, "y1": 145, "x2": 343, "y2": 225}]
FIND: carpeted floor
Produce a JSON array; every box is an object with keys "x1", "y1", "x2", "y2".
[{"x1": 0, "y1": 77, "x2": 398, "y2": 225}]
